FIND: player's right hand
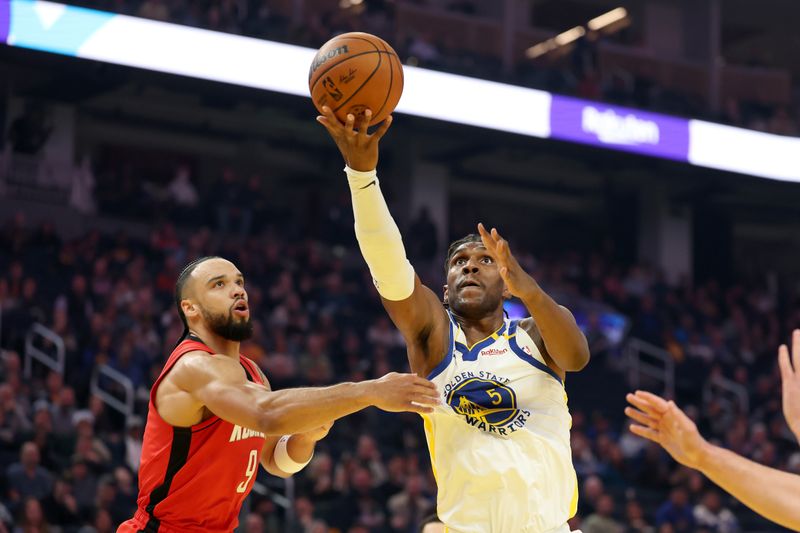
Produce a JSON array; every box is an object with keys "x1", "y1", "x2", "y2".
[
  {"x1": 316, "y1": 106, "x2": 392, "y2": 172},
  {"x1": 368, "y1": 372, "x2": 440, "y2": 415}
]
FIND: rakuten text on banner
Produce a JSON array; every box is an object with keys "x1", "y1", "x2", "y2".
[{"x1": 549, "y1": 95, "x2": 690, "y2": 162}]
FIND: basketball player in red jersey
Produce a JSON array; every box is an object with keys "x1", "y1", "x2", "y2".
[{"x1": 118, "y1": 256, "x2": 440, "y2": 532}]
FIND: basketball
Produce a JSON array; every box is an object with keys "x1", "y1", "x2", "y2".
[{"x1": 309, "y1": 32, "x2": 404, "y2": 126}]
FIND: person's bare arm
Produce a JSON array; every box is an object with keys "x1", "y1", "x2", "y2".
[
  {"x1": 317, "y1": 107, "x2": 450, "y2": 375},
  {"x1": 477, "y1": 224, "x2": 589, "y2": 373},
  {"x1": 170, "y1": 351, "x2": 439, "y2": 436},
  {"x1": 247, "y1": 366, "x2": 333, "y2": 478},
  {"x1": 260, "y1": 423, "x2": 332, "y2": 478},
  {"x1": 381, "y1": 277, "x2": 452, "y2": 375},
  {"x1": 626, "y1": 390, "x2": 800, "y2": 530},
  {"x1": 779, "y1": 329, "x2": 800, "y2": 441}
]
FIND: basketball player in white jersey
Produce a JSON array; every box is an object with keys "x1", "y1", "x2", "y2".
[{"x1": 317, "y1": 107, "x2": 590, "y2": 533}]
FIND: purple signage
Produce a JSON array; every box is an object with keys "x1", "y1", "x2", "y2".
[
  {"x1": 0, "y1": 0, "x2": 9, "y2": 45},
  {"x1": 549, "y1": 95, "x2": 690, "y2": 162}
]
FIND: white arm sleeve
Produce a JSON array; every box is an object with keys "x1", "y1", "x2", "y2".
[{"x1": 345, "y1": 166, "x2": 415, "y2": 301}]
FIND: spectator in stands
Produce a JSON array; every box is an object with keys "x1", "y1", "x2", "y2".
[
  {"x1": 582, "y1": 493, "x2": 624, "y2": 533},
  {"x1": 15, "y1": 497, "x2": 54, "y2": 533},
  {"x1": 624, "y1": 499, "x2": 654, "y2": 533},
  {"x1": 387, "y1": 472, "x2": 433, "y2": 532},
  {"x1": 6, "y1": 442, "x2": 53, "y2": 505},
  {"x1": 654, "y1": 487, "x2": 695, "y2": 532},
  {"x1": 693, "y1": 490, "x2": 739, "y2": 532}
]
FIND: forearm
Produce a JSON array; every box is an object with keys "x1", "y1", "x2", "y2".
[
  {"x1": 697, "y1": 442, "x2": 800, "y2": 530},
  {"x1": 520, "y1": 286, "x2": 589, "y2": 371},
  {"x1": 262, "y1": 434, "x2": 318, "y2": 478},
  {"x1": 258, "y1": 382, "x2": 372, "y2": 435},
  {"x1": 346, "y1": 166, "x2": 415, "y2": 301}
]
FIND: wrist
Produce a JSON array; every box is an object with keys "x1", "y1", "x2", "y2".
[
  {"x1": 356, "y1": 380, "x2": 378, "y2": 407},
  {"x1": 519, "y1": 281, "x2": 545, "y2": 307},
  {"x1": 693, "y1": 439, "x2": 715, "y2": 471},
  {"x1": 345, "y1": 166, "x2": 377, "y2": 180}
]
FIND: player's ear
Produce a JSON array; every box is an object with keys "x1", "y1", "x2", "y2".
[
  {"x1": 442, "y1": 284, "x2": 449, "y2": 304},
  {"x1": 502, "y1": 285, "x2": 511, "y2": 300},
  {"x1": 181, "y1": 299, "x2": 199, "y2": 319}
]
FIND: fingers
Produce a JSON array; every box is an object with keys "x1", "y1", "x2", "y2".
[
  {"x1": 318, "y1": 106, "x2": 342, "y2": 130},
  {"x1": 344, "y1": 113, "x2": 356, "y2": 135},
  {"x1": 629, "y1": 423, "x2": 660, "y2": 443},
  {"x1": 407, "y1": 402, "x2": 435, "y2": 415},
  {"x1": 624, "y1": 406, "x2": 658, "y2": 428},
  {"x1": 779, "y1": 343, "x2": 793, "y2": 384},
  {"x1": 793, "y1": 329, "x2": 800, "y2": 371},
  {"x1": 357, "y1": 109, "x2": 372, "y2": 139},
  {"x1": 634, "y1": 390, "x2": 671, "y2": 412},
  {"x1": 372, "y1": 115, "x2": 393, "y2": 141},
  {"x1": 626, "y1": 392, "x2": 667, "y2": 416},
  {"x1": 410, "y1": 376, "x2": 438, "y2": 392},
  {"x1": 477, "y1": 223, "x2": 497, "y2": 254}
]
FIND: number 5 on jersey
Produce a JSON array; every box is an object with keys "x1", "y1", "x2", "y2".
[{"x1": 237, "y1": 449, "x2": 259, "y2": 493}]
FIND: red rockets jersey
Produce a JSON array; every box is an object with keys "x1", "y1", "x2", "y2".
[{"x1": 118, "y1": 337, "x2": 267, "y2": 532}]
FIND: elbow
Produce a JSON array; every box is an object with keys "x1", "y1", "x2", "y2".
[{"x1": 564, "y1": 347, "x2": 590, "y2": 372}]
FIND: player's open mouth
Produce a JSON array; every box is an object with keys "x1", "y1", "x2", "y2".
[
  {"x1": 232, "y1": 301, "x2": 249, "y2": 317},
  {"x1": 459, "y1": 279, "x2": 482, "y2": 290}
]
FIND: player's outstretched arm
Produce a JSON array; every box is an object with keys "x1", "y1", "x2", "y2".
[
  {"x1": 477, "y1": 224, "x2": 589, "y2": 372},
  {"x1": 779, "y1": 329, "x2": 800, "y2": 441},
  {"x1": 626, "y1": 390, "x2": 800, "y2": 531},
  {"x1": 260, "y1": 422, "x2": 333, "y2": 478},
  {"x1": 317, "y1": 107, "x2": 450, "y2": 375},
  {"x1": 171, "y1": 352, "x2": 439, "y2": 436}
]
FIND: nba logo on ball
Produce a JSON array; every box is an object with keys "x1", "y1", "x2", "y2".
[
  {"x1": 447, "y1": 378, "x2": 521, "y2": 432},
  {"x1": 309, "y1": 32, "x2": 404, "y2": 126}
]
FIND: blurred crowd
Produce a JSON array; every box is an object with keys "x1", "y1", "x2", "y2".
[
  {"x1": 58, "y1": 0, "x2": 800, "y2": 137},
  {"x1": 1, "y1": 172, "x2": 799, "y2": 532}
]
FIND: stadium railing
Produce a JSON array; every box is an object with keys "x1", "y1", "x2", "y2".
[
  {"x1": 24, "y1": 322, "x2": 66, "y2": 378},
  {"x1": 91, "y1": 363, "x2": 135, "y2": 418},
  {"x1": 625, "y1": 337, "x2": 675, "y2": 398}
]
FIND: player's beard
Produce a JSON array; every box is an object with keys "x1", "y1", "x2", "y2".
[{"x1": 201, "y1": 307, "x2": 253, "y2": 341}]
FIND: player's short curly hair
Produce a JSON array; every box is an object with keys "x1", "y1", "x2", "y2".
[{"x1": 443, "y1": 234, "x2": 482, "y2": 273}]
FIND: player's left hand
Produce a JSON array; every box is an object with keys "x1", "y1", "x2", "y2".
[
  {"x1": 779, "y1": 329, "x2": 800, "y2": 439},
  {"x1": 295, "y1": 421, "x2": 334, "y2": 443},
  {"x1": 625, "y1": 390, "x2": 708, "y2": 470},
  {"x1": 477, "y1": 223, "x2": 538, "y2": 299}
]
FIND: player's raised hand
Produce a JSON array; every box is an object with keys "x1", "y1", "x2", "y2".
[
  {"x1": 316, "y1": 106, "x2": 392, "y2": 172},
  {"x1": 625, "y1": 390, "x2": 708, "y2": 470},
  {"x1": 370, "y1": 372, "x2": 440, "y2": 415},
  {"x1": 477, "y1": 223, "x2": 538, "y2": 299},
  {"x1": 778, "y1": 329, "x2": 800, "y2": 439}
]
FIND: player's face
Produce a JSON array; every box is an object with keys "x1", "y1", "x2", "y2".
[
  {"x1": 444, "y1": 242, "x2": 507, "y2": 317},
  {"x1": 187, "y1": 258, "x2": 252, "y2": 341}
]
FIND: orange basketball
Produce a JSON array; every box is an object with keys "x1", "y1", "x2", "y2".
[{"x1": 309, "y1": 32, "x2": 404, "y2": 126}]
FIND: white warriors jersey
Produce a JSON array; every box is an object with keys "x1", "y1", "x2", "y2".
[{"x1": 422, "y1": 312, "x2": 579, "y2": 533}]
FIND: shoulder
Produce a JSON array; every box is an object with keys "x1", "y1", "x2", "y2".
[
  {"x1": 168, "y1": 350, "x2": 245, "y2": 391},
  {"x1": 517, "y1": 317, "x2": 541, "y2": 342}
]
